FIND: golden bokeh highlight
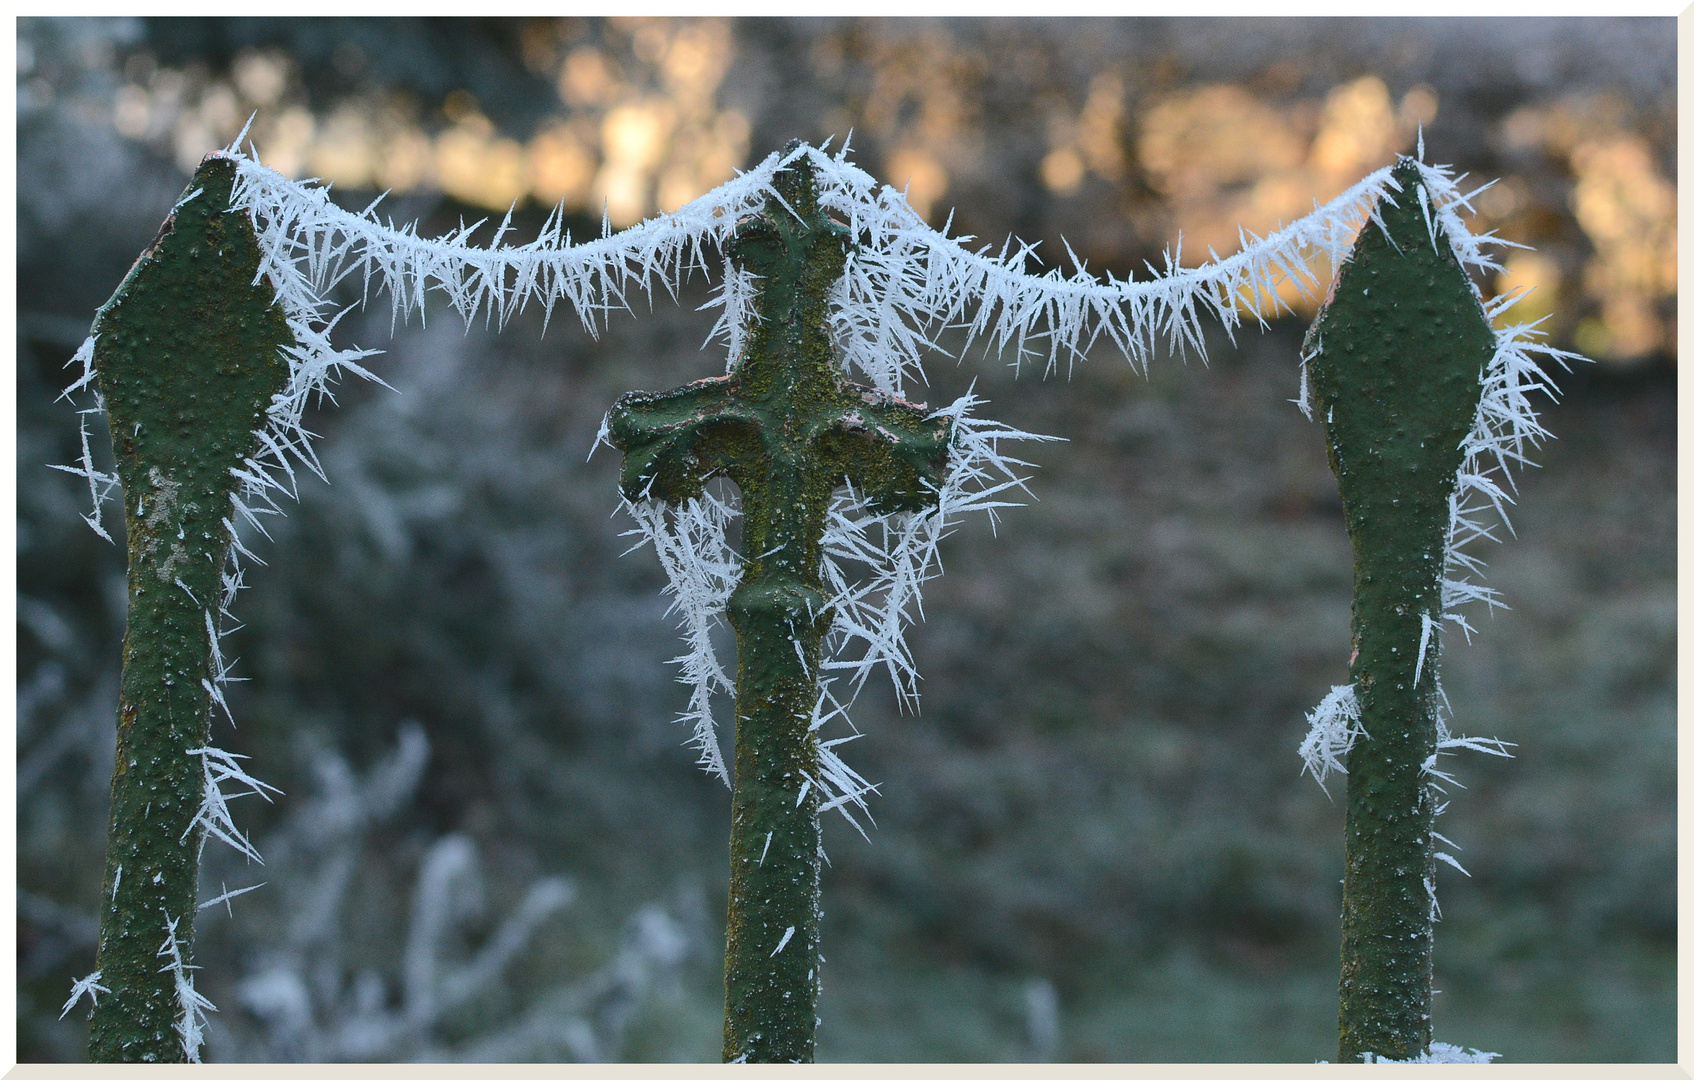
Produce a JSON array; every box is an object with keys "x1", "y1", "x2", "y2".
[
  {"x1": 1138, "y1": 76, "x2": 1435, "y2": 318},
  {"x1": 527, "y1": 123, "x2": 598, "y2": 209},
  {"x1": 886, "y1": 148, "x2": 950, "y2": 223},
  {"x1": 116, "y1": 24, "x2": 750, "y2": 228},
  {"x1": 1043, "y1": 74, "x2": 1128, "y2": 196},
  {"x1": 1493, "y1": 252, "x2": 1562, "y2": 334},
  {"x1": 1567, "y1": 135, "x2": 1675, "y2": 361},
  {"x1": 435, "y1": 112, "x2": 530, "y2": 213},
  {"x1": 1499, "y1": 94, "x2": 1675, "y2": 364},
  {"x1": 839, "y1": 28, "x2": 987, "y2": 221}
]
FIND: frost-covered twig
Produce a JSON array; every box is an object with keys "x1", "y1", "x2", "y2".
[
  {"x1": 214, "y1": 726, "x2": 678, "y2": 1063},
  {"x1": 447, "y1": 904, "x2": 695, "y2": 1063},
  {"x1": 402, "y1": 835, "x2": 576, "y2": 1029}
]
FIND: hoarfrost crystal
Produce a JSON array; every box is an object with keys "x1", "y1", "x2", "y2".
[{"x1": 1298, "y1": 684, "x2": 1364, "y2": 795}]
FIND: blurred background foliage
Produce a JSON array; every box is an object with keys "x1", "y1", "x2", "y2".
[{"x1": 16, "y1": 17, "x2": 1674, "y2": 1062}]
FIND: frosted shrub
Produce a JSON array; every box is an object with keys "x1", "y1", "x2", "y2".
[{"x1": 204, "y1": 725, "x2": 689, "y2": 1062}]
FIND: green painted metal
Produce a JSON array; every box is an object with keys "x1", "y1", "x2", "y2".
[
  {"x1": 86, "y1": 155, "x2": 294, "y2": 1062},
  {"x1": 1303, "y1": 160, "x2": 1497, "y2": 1063},
  {"x1": 610, "y1": 144, "x2": 951, "y2": 1062}
]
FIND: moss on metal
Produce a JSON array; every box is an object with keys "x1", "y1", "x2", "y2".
[
  {"x1": 610, "y1": 144, "x2": 950, "y2": 1062},
  {"x1": 86, "y1": 155, "x2": 293, "y2": 1062},
  {"x1": 1303, "y1": 160, "x2": 1497, "y2": 1063}
]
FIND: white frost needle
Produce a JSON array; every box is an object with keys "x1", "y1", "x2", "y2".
[
  {"x1": 60, "y1": 970, "x2": 110, "y2": 1019},
  {"x1": 1298, "y1": 684, "x2": 1364, "y2": 796},
  {"x1": 198, "y1": 880, "x2": 266, "y2": 917},
  {"x1": 1434, "y1": 851, "x2": 1471, "y2": 877},
  {"x1": 771, "y1": 925, "x2": 796, "y2": 957},
  {"x1": 157, "y1": 914, "x2": 216, "y2": 1062},
  {"x1": 184, "y1": 746, "x2": 282, "y2": 863},
  {"x1": 1364, "y1": 1042, "x2": 1501, "y2": 1064}
]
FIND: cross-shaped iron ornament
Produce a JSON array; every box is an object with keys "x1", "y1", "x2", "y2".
[{"x1": 609, "y1": 143, "x2": 952, "y2": 1063}]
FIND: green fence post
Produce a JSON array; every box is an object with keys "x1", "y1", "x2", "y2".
[
  {"x1": 1302, "y1": 159, "x2": 1498, "y2": 1062},
  {"x1": 610, "y1": 144, "x2": 952, "y2": 1062},
  {"x1": 83, "y1": 154, "x2": 293, "y2": 1062}
]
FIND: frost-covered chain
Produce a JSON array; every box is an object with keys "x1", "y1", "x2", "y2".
[
  {"x1": 62, "y1": 134, "x2": 1470, "y2": 563},
  {"x1": 213, "y1": 132, "x2": 1460, "y2": 402},
  {"x1": 62, "y1": 136, "x2": 1535, "y2": 813}
]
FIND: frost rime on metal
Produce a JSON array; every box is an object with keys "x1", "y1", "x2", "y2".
[
  {"x1": 1297, "y1": 684, "x2": 1364, "y2": 795},
  {"x1": 1291, "y1": 154, "x2": 1575, "y2": 1063},
  {"x1": 60, "y1": 970, "x2": 111, "y2": 1020},
  {"x1": 185, "y1": 747, "x2": 283, "y2": 863},
  {"x1": 57, "y1": 137, "x2": 1446, "y2": 756},
  {"x1": 55, "y1": 137, "x2": 1533, "y2": 855},
  {"x1": 46, "y1": 334, "x2": 122, "y2": 541},
  {"x1": 617, "y1": 487, "x2": 742, "y2": 782},
  {"x1": 1361, "y1": 1041, "x2": 1501, "y2": 1064},
  {"x1": 1297, "y1": 156, "x2": 1579, "y2": 797},
  {"x1": 617, "y1": 392, "x2": 1054, "y2": 832},
  {"x1": 1421, "y1": 155, "x2": 1582, "y2": 653},
  {"x1": 157, "y1": 915, "x2": 216, "y2": 1063}
]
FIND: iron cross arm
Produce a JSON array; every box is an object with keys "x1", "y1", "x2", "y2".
[
  {"x1": 607, "y1": 144, "x2": 952, "y2": 522},
  {"x1": 609, "y1": 377, "x2": 951, "y2": 515}
]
